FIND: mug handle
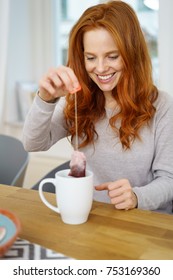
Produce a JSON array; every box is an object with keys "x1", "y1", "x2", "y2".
[{"x1": 38, "y1": 178, "x2": 60, "y2": 213}]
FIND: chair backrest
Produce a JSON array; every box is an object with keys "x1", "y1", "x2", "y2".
[
  {"x1": 32, "y1": 161, "x2": 70, "y2": 193},
  {"x1": 0, "y1": 134, "x2": 29, "y2": 187}
]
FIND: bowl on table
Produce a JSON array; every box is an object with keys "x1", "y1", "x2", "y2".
[{"x1": 0, "y1": 209, "x2": 21, "y2": 257}]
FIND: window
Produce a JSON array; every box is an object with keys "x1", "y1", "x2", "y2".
[
  {"x1": 60, "y1": 0, "x2": 67, "y2": 20},
  {"x1": 53, "y1": 0, "x2": 100, "y2": 65},
  {"x1": 124, "y1": 0, "x2": 159, "y2": 85}
]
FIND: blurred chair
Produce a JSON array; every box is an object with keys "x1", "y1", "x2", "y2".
[
  {"x1": 32, "y1": 161, "x2": 70, "y2": 193},
  {"x1": 0, "y1": 134, "x2": 29, "y2": 187}
]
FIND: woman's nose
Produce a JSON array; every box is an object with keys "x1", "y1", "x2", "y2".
[{"x1": 96, "y1": 59, "x2": 108, "y2": 73}]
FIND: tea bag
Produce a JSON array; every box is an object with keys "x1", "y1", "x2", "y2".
[
  {"x1": 69, "y1": 85, "x2": 86, "y2": 177},
  {"x1": 69, "y1": 150, "x2": 86, "y2": 177}
]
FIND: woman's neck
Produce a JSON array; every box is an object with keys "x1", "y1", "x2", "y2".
[{"x1": 104, "y1": 92, "x2": 117, "y2": 109}]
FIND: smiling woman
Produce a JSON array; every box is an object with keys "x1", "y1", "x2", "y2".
[{"x1": 23, "y1": 1, "x2": 173, "y2": 214}]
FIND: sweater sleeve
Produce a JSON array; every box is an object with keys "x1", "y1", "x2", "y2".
[
  {"x1": 133, "y1": 93, "x2": 173, "y2": 212},
  {"x1": 22, "y1": 94, "x2": 68, "y2": 152}
]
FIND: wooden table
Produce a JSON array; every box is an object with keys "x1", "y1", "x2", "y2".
[{"x1": 0, "y1": 184, "x2": 173, "y2": 260}]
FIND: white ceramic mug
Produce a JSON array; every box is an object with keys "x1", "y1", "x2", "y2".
[{"x1": 39, "y1": 169, "x2": 93, "y2": 225}]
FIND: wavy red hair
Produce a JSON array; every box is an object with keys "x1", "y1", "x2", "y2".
[{"x1": 64, "y1": 1, "x2": 158, "y2": 149}]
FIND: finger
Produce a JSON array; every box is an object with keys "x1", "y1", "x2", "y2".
[
  {"x1": 95, "y1": 185, "x2": 107, "y2": 191},
  {"x1": 108, "y1": 184, "x2": 130, "y2": 198},
  {"x1": 95, "y1": 182, "x2": 112, "y2": 191},
  {"x1": 39, "y1": 79, "x2": 56, "y2": 95},
  {"x1": 115, "y1": 201, "x2": 130, "y2": 210},
  {"x1": 108, "y1": 179, "x2": 129, "y2": 191},
  {"x1": 56, "y1": 71, "x2": 74, "y2": 92},
  {"x1": 110, "y1": 191, "x2": 130, "y2": 204},
  {"x1": 56, "y1": 67, "x2": 80, "y2": 92},
  {"x1": 48, "y1": 72, "x2": 64, "y2": 89},
  {"x1": 70, "y1": 85, "x2": 81, "y2": 94},
  {"x1": 46, "y1": 69, "x2": 73, "y2": 93},
  {"x1": 115, "y1": 195, "x2": 135, "y2": 210},
  {"x1": 62, "y1": 66, "x2": 80, "y2": 88},
  {"x1": 112, "y1": 193, "x2": 136, "y2": 210}
]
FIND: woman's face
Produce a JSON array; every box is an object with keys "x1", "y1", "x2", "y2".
[{"x1": 83, "y1": 28, "x2": 124, "y2": 96}]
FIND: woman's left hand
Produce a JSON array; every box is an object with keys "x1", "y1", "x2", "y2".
[{"x1": 95, "y1": 179, "x2": 138, "y2": 210}]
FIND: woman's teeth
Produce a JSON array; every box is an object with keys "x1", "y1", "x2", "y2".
[{"x1": 98, "y1": 73, "x2": 114, "y2": 80}]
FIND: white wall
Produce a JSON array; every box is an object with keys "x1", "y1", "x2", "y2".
[
  {"x1": 5, "y1": 0, "x2": 33, "y2": 123},
  {"x1": 5, "y1": 0, "x2": 54, "y2": 123},
  {"x1": 0, "y1": 0, "x2": 9, "y2": 124},
  {"x1": 67, "y1": 0, "x2": 100, "y2": 20},
  {"x1": 158, "y1": 0, "x2": 173, "y2": 95}
]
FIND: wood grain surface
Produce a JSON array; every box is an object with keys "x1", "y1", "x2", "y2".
[{"x1": 0, "y1": 184, "x2": 173, "y2": 260}]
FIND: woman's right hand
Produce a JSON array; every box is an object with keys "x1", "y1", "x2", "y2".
[{"x1": 38, "y1": 65, "x2": 81, "y2": 102}]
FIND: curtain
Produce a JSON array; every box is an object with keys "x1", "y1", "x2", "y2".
[{"x1": 0, "y1": 0, "x2": 9, "y2": 124}]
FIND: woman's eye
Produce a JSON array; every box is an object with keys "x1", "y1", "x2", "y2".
[
  {"x1": 86, "y1": 57, "x2": 95, "y2": 61},
  {"x1": 109, "y1": 55, "x2": 119, "y2": 60}
]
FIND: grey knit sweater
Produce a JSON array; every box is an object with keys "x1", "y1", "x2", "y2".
[{"x1": 23, "y1": 91, "x2": 173, "y2": 213}]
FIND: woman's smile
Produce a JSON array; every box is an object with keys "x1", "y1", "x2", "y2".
[{"x1": 97, "y1": 73, "x2": 116, "y2": 83}]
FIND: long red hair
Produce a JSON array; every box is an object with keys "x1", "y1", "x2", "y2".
[{"x1": 64, "y1": 1, "x2": 158, "y2": 149}]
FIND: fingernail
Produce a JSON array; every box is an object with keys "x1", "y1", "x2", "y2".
[{"x1": 70, "y1": 85, "x2": 81, "y2": 94}]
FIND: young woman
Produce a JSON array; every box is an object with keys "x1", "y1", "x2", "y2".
[{"x1": 23, "y1": 1, "x2": 173, "y2": 213}]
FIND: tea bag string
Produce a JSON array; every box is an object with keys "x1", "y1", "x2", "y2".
[{"x1": 75, "y1": 92, "x2": 78, "y2": 151}]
